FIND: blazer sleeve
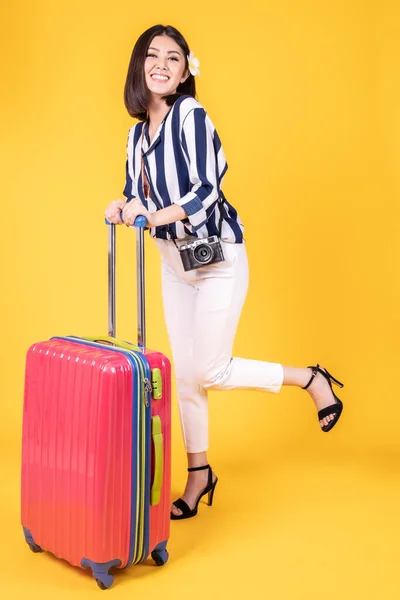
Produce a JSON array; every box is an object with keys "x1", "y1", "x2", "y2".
[
  {"x1": 122, "y1": 126, "x2": 138, "y2": 201},
  {"x1": 174, "y1": 107, "x2": 220, "y2": 232}
]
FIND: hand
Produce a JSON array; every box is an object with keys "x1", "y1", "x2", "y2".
[
  {"x1": 122, "y1": 199, "x2": 154, "y2": 227},
  {"x1": 104, "y1": 199, "x2": 126, "y2": 224}
]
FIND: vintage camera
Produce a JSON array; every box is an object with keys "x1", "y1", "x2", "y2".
[{"x1": 178, "y1": 236, "x2": 225, "y2": 271}]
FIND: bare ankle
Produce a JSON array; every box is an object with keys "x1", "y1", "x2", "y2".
[{"x1": 282, "y1": 366, "x2": 312, "y2": 388}]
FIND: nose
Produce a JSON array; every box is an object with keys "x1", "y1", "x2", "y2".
[{"x1": 155, "y1": 56, "x2": 168, "y2": 70}]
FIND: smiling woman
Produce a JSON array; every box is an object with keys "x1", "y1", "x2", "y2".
[{"x1": 104, "y1": 23, "x2": 345, "y2": 522}]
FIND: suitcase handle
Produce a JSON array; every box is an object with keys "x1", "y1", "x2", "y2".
[
  {"x1": 106, "y1": 214, "x2": 148, "y2": 348},
  {"x1": 105, "y1": 213, "x2": 147, "y2": 227},
  {"x1": 151, "y1": 416, "x2": 163, "y2": 506},
  {"x1": 82, "y1": 336, "x2": 140, "y2": 351}
]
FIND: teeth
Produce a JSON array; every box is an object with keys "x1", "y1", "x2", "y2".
[{"x1": 151, "y1": 74, "x2": 169, "y2": 81}]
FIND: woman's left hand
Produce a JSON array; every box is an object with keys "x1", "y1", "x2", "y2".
[{"x1": 122, "y1": 199, "x2": 155, "y2": 227}]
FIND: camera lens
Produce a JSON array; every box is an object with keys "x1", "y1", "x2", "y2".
[{"x1": 193, "y1": 243, "x2": 213, "y2": 264}]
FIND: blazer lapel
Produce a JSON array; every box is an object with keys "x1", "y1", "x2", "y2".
[{"x1": 143, "y1": 121, "x2": 164, "y2": 156}]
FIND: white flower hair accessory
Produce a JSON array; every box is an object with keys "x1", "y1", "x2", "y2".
[{"x1": 187, "y1": 51, "x2": 200, "y2": 77}]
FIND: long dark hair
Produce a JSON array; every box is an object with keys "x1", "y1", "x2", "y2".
[{"x1": 124, "y1": 25, "x2": 196, "y2": 121}]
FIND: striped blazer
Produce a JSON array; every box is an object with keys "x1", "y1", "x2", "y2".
[{"x1": 122, "y1": 95, "x2": 244, "y2": 243}]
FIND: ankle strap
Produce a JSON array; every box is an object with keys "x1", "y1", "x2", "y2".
[
  {"x1": 188, "y1": 464, "x2": 210, "y2": 472},
  {"x1": 302, "y1": 365, "x2": 319, "y2": 390}
]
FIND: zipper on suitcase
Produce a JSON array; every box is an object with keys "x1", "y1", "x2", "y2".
[
  {"x1": 143, "y1": 379, "x2": 152, "y2": 406},
  {"x1": 133, "y1": 357, "x2": 151, "y2": 566}
]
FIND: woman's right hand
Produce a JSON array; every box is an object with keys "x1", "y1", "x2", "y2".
[{"x1": 104, "y1": 199, "x2": 126, "y2": 224}]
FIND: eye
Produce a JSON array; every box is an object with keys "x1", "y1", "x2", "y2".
[
  {"x1": 169, "y1": 56, "x2": 179, "y2": 61},
  {"x1": 146, "y1": 53, "x2": 157, "y2": 58}
]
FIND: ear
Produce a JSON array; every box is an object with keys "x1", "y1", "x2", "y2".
[{"x1": 181, "y1": 69, "x2": 190, "y2": 84}]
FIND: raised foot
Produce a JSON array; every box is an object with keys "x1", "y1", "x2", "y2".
[{"x1": 304, "y1": 364, "x2": 344, "y2": 431}]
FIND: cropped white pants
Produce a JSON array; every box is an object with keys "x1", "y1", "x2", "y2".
[{"x1": 155, "y1": 238, "x2": 285, "y2": 453}]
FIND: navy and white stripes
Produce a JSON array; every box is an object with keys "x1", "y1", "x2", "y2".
[{"x1": 123, "y1": 95, "x2": 244, "y2": 243}]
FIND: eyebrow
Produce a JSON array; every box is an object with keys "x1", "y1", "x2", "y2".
[{"x1": 148, "y1": 47, "x2": 182, "y2": 55}]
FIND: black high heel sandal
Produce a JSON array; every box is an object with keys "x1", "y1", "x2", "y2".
[
  {"x1": 302, "y1": 364, "x2": 344, "y2": 432},
  {"x1": 170, "y1": 464, "x2": 218, "y2": 521}
]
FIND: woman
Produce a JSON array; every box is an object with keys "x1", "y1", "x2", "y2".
[{"x1": 105, "y1": 24, "x2": 344, "y2": 521}]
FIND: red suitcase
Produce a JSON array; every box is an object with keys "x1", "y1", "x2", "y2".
[{"x1": 21, "y1": 217, "x2": 172, "y2": 589}]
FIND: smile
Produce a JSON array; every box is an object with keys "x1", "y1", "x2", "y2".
[{"x1": 151, "y1": 74, "x2": 170, "y2": 81}]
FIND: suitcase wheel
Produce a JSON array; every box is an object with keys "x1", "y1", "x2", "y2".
[
  {"x1": 96, "y1": 577, "x2": 113, "y2": 591},
  {"x1": 28, "y1": 542, "x2": 43, "y2": 554},
  {"x1": 81, "y1": 558, "x2": 121, "y2": 590},
  {"x1": 151, "y1": 549, "x2": 169, "y2": 567},
  {"x1": 23, "y1": 528, "x2": 43, "y2": 554}
]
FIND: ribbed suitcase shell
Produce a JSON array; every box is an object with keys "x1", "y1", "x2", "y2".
[{"x1": 21, "y1": 336, "x2": 170, "y2": 587}]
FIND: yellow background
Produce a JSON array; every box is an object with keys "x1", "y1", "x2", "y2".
[{"x1": 1, "y1": 0, "x2": 399, "y2": 598}]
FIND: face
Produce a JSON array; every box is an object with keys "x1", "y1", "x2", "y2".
[{"x1": 144, "y1": 35, "x2": 188, "y2": 99}]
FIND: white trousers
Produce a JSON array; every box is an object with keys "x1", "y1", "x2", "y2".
[{"x1": 155, "y1": 238, "x2": 285, "y2": 453}]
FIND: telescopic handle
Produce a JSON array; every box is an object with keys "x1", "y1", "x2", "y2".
[{"x1": 106, "y1": 214, "x2": 147, "y2": 348}]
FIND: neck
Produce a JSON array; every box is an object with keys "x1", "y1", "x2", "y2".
[{"x1": 147, "y1": 96, "x2": 170, "y2": 125}]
